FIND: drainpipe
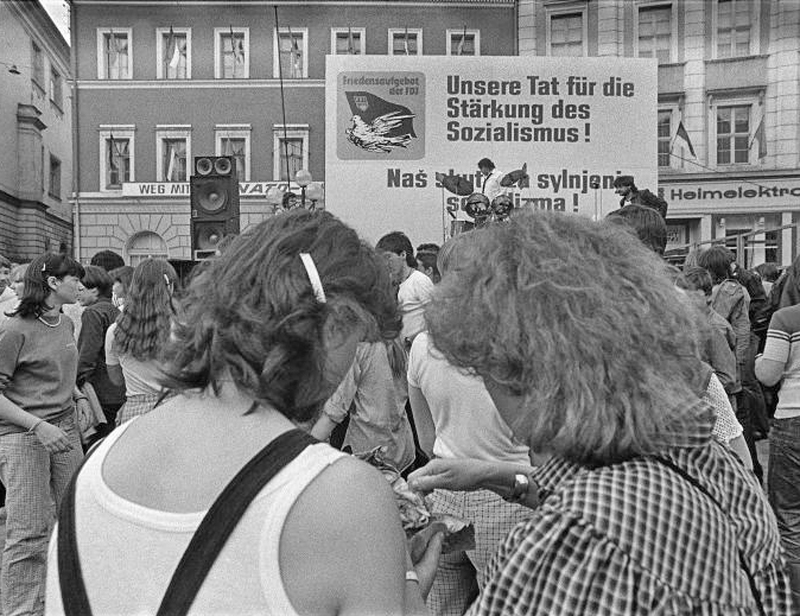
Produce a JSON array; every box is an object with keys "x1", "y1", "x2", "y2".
[
  {"x1": 513, "y1": 0, "x2": 519, "y2": 56},
  {"x1": 68, "y1": 0, "x2": 81, "y2": 260}
]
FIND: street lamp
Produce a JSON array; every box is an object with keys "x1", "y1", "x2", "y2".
[{"x1": 295, "y1": 169, "x2": 312, "y2": 207}]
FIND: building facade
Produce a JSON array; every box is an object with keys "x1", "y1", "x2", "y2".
[
  {"x1": 72, "y1": 0, "x2": 515, "y2": 264},
  {"x1": 519, "y1": 0, "x2": 800, "y2": 266},
  {"x1": 0, "y1": 0, "x2": 73, "y2": 262}
]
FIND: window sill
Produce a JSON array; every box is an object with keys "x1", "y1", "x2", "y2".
[{"x1": 707, "y1": 54, "x2": 769, "y2": 65}]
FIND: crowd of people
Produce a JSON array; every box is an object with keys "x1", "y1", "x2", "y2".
[{"x1": 0, "y1": 198, "x2": 798, "y2": 614}]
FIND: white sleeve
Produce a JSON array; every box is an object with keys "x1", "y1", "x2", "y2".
[
  {"x1": 105, "y1": 322, "x2": 120, "y2": 366},
  {"x1": 704, "y1": 373, "x2": 743, "y2": 444}
]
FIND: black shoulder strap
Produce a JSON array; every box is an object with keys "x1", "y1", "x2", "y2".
[
  {"x1": 156, "y1": 428, "x2": 317, "y2": 616},
  {"x1": 59, "y1": 429, "x2": 318, "y2": 616},
  {"x1": 653, "y1": 455, "x2": 766, "y2": 616},
  {"x1": 58, "y1": 439, "x2": 105, "y2": 616}
]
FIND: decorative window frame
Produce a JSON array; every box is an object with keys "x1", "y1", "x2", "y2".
[
  {"x1": 96, "y1": 27, "x2": 133, "y2": 80},
  {"x1": 445, "y1": 28, "x2": 481, "y2": 56},
  {"x1": 213, "y1": 27, "x2": 250, "y2": 79},
  {"x1": 31, "y1": 40, "x2": 45, "y2": 90},
  {"x1": 633, "y1": 1, "x2": 678, "y2": 64},
  {"x1": 50, "y1": 65, "x2": 63, "y2": 110},
  {"x1": 330, "y1": 27, "x2": 366, "y2": 55},
  {"x1": 545, "y1": 4, "x2": 588, "y2": 57},
  {"x1": 273, "y1": 27, "x2": 309, "y2": 78},
  {"x1": 388, "y1": 28, "x2": 423, "y2": 55},
  {"x1": 155, "y1": 125, "x2": 192, "y2": 182},
  {"x1": 707, "y1": 93, "x2": 761, "y2": 168},
  {"x1": 215, "y1": 124, "x2": 252, "y2": 182},
  {"x1": 711, "y1": 0, "x2": 760, "y2": 60},
  {"x1": 155, "y1": 27, "x2": 192, "y2": 79},
  {"x1": 99, "y1": 125, "x2": 135, "y2": 191},
  {"x1": 273, "y1": 124, "x2": 309, "y2": 182}
]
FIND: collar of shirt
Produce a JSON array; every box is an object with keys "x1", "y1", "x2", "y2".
[{"x1": 530, "y1": 402, "x2": 716, "y2": 501}]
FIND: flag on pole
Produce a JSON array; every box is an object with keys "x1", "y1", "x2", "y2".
[
  {"x1": 404, "y1": 27, "x2": 410, "y2": 55},
  {"x1": 673, "y1": 121, "x2": 696, "y2": 158},
  {"x1": 288, "y1": 26, "x2": 301, "y2": 76},
  {"x1": 347, "y1": 27, "x2": 355, "y2": 54},
  {"x1": 166, "y1": 144, "x2": 177, "y2": 182},
  {"x1": 167, "y1": 26, "x2": 181, "y2": 70},
  {"x1": 457, "y1": 25, "x2": 467, "y2": 55},
  {"x1": 750, "y1": 112, "x2": 767, "y2": 159},
  {"x1": 108, "y1": 134, "x2": 118, "y2": 179},
  {"x1": 230, "y1": 25, "x2": 244, "y2": 64}
]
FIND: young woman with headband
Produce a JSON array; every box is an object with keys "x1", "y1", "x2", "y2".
[{"x1": 0, "y1": 252, "x2": 85, "y2": 615}]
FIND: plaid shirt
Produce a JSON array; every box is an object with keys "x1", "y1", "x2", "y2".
[{"x1": 468, "y1": 409, "x2": 790, "y2": 615}]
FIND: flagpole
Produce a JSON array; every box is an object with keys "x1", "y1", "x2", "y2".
[{"x1": 274, "y1": 5, "x2": 292, "y2": 191}]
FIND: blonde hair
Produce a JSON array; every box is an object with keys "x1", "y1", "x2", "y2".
[{"x1": 425, "y1": 211, "x2": 704, "y2": 466}]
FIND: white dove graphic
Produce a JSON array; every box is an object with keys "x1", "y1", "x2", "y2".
[{"x1": 346, "y1": 112, "x2": 415, "y2": 153}]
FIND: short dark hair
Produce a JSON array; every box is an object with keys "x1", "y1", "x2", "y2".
[
  {"x1": 416, "y1": 243, "x2": 440, "y2": 255},
  {"x1": 416, "y1": 251, "x2": 440, "y2": 284},
  {"x1": 109, "y1": 265, "x2": 134, "y2": 295},
  {"x1": 376, "y1": 231, "x2": 417, "y2": 268},
  {"x1": 680, "y1": 267, "x2": 713, "y2": 297},
  {"x1": 12, "y1": 252, "x2": 85, "y2": 318},
  {"x1": 755, "y1": 262, "x2": 780, "y2": 283},
  {"x1": 477, "y1": 158, "x2": 495, "y2": 170},
  {"x1": 606, "y1": 205, "x2": 667, "y2": 255},
  {"x1": 697, "y1": 245, "x2": 736, "y2": 284},
  {"x1": 90, "y1": 250, "x2": 125, "y2": 272},
  {"x1": 81, "y1": 265, "x2": 114, "y2": 298},
  {"x1": 612, "y1": 175, "x2": 636, "y2": 189},
  {"x1": 161, "y1": 210, "x2": 399, "y2": 423}
]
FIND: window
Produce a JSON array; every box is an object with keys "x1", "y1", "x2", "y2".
[
  {"x1": 331, "y1": 28, "x2": 365, "y2": 55},
  {"x1": 31, "y1": 41, "x2": 44, "y2": 87},
  {"x1": 157, "y1": 27, "x2": 191, "y2": 79},
  {"x1": 716, "y1": 104, "x2": 750, "y2": 165},
  {"x1": 156, "y1": 126, "x2": 191, "y2": 182},
  {"x1": 127, "y1": 232, "x2": 168, "y2": 267},
  {"x1": 273, "y1": 125, "x2": 309, "y2": 182},
  {"x1": 275, "y1": 28, "x2": 308, "y2": 78},
  {"x1": 548, "y1": 12, "x2": 585, "y2": 57},
  {"x1": 215, "y1": 27, "x2": 249, "y2": 79},
  {"x1": 97, "y1": 28, "x2": 132, "y2": 79},
  {"x1": 49, "y1": 155, "x2": 61, "y2": 199},
  {"x1": 658, "y1": 110, "x2": 672, "y2": 167},
  {"x1": 715, "y1": 0, "x2": 758, "y2": 59},
  {"x1": 99, "y1": 126, "x2": 135, "y2": 190},
  {"x1": 388, "y1": 29, "x2": 422, "y2": 55},
  {"x1": 215, "y1": 125, "x2": 251, "y2": 182},
  {"x1": 50, "y1": 66, "x2": 62, "y2": 109},
  {"x1": 446, "y1": 29, "x2": 480, "y2": 56},
  {"x1": 636, "y1": 4, "x2": 674, "y2": 63}
]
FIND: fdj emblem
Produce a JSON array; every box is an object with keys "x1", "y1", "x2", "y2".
[{"x1": 354, "y1": 94, "x2": 369, "y2": 112}]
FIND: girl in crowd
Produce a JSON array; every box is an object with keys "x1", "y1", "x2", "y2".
[
  {"x1": 0, "y1": 253, "x2": 85, "y2": 616},
  {"x1": 106, "y1": 259, "x2": 178, "y2": 426},
  {"x1": 415, "y1": 250, "x2": 440, "y2": 284},
  {"x1": 310, "y1": 333, "x2": 416, "y2": 474},
  {"x1": 408, "y1": 233, "x2": 531, "y2": 616},
  {"x1": 410, "y1": 211, "x2": 789, "y2": 614},
  {"x1": 47, "y1": 211, "x2": 441, "y2": 615},
  {"x1": 76, "y1": 265, "x2": 126, "y2": 436}
]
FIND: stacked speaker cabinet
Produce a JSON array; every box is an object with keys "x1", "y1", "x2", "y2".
[{"x1": 190, "y1": 156, "x2": 240, "y2": 260}]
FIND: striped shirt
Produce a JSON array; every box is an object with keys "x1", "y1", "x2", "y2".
[
  {"x1": 758, "y1": 304, "x2": 800, "y2": 419},
  {"x1": 468, "y1": 408, "x2": 790, "y2": 615}
]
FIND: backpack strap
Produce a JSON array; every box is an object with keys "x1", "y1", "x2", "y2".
[
  {"x1": 155, "y1": 428, "x2": 317, "y2": 616},
  {"x1": 58, "y1": 428, "x2": 318, "y2": 616},
  {"x1": 58, "y1": 439, "x2": 106, "y2": 616}
]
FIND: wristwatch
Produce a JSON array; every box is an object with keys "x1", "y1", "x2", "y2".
[{"x1": 503, "y1": 473, "x2": 530, "y2": 504}]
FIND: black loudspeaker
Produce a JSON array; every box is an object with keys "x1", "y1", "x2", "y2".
[{"x1": 190, "y1": 156, "x2": 240, "y2": 259}]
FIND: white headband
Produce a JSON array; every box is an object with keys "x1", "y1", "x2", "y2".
[{"x1": 299, "y1": 253, "x2": 326, "y2": 303}]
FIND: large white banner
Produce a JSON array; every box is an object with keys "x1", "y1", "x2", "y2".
[{"x1": 325, "y1": 55, "x2": 658, "y2": 245}]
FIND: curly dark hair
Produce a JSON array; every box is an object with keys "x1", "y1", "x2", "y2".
[
  {"x1": 376, "y1": 231, "x2": 417, "y2": 268},
  {"x1": 425, "y1": 211, "x2": 704, "y2": 466},
  {"x1": 161, "y1": 210, "x2": 400, "y2": 422},
  {"x1": 113, "y1": 259, "x2": 178, "y2": 361}
]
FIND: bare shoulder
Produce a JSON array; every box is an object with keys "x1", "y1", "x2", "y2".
[{"x1": 280, "y1": 454, "x2": 407, "y2": 616}]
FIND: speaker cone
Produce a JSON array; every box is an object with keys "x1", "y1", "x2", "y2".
[
  {"x1": 214, "y1": 157, "x2": 232, "y2": 176},
  {"x1": 196, "y1": 225, "x2": 224, "y2": 250},
  {"x1": 195, "y1": 182, "x2": 228, "y2": 213},
  {"x1": 195, "y1": 157, "x2": 213, "y2": 176}
]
